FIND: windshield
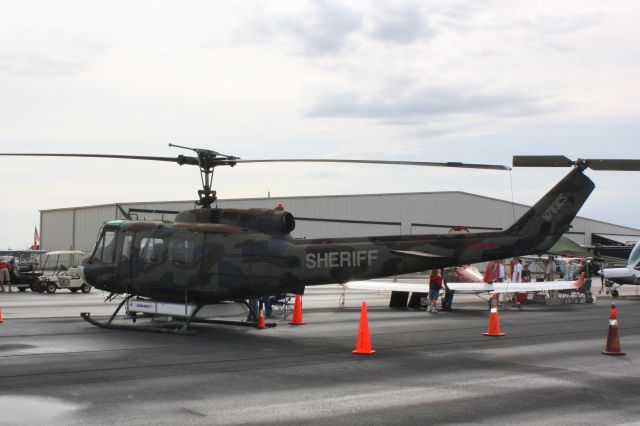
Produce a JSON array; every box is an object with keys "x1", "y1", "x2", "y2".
[
  {"x1": 628, "y1": 240, "x2": 640, "y2": 268},
  {"x1": 92, "y1": 230, "x2": 118, "y2": 264}
]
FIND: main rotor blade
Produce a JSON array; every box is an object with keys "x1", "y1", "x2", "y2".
[
  {"x1": 235, "y1": 159, "x2": 511, "y2": 170},
  {"x1": 0, "y1": 153, "x2": 200, "y2": 166},
  {"x1": 585, "y1": 159, "x2": 640, "y2": 171},
  {"x1": 512, "y1": 155, "x2": 573, "y2": 167},
  {"x1": 0, "y1": 153, "x2": 510, "y2": 170}
]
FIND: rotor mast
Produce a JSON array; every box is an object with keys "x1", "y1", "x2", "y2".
[{"x1": 169, "y1": 143, "x2": 238, "y2": 208}]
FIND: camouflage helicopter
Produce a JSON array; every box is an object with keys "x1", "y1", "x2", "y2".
[{"x1": 2, "y1": 149, "x2": 636, "y2": 333}]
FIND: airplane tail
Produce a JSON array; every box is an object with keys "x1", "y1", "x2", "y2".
[
  {"x1": 503, "y1": 167, "x2": 595, "y2": 254},
  {"x1": 483, "y1": 260, "x2": 501, "y2": 283}
]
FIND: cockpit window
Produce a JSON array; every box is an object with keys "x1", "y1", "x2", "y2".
[
  {"x1": 628, "y1": 240, "x2": 640, "y2": 268},
  {"x1": 140, "y1": 237, "x2": 164, "y2": 263},
  {"x1": 94, "y1": 231, "x2": 116, "y2": 264}
]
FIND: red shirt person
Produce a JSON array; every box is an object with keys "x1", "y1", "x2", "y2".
[
  {"x1": 427, "y1": 270, "x2": 443, "y2": 313},
  {"x1": 0, "y1": 260, "x2": 12, "y2": 292}
]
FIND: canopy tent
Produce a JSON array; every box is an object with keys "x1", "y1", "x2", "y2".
[
  {"x1": 592, "y1": 233, "x2": 640, "y2": 246},
  {"x1": 546, "y1": 236, "x2": 591, "y2": 257}
]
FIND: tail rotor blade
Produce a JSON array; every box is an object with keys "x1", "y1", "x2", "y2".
[
  {"x1": 585, "y1": 159, "x2": 640, "y2": 171},
  {"x1": 513, "y1": 155, "x2": 640, "y2": 171}
]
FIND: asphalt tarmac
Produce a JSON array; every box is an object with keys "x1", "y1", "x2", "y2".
[{"x1": 1, "y1": 286, "x2": 639, "y2": 425}]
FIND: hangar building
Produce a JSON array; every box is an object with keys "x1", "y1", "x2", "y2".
[{"x1": 39, "y1": 191, "x2": 640, "y2": 254}]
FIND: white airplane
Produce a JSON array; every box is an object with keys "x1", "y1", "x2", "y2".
[
  {"x1": 598, "y1": 239, "x2": 640, "y2": 297},
  {"x1": 345, "y1": 261, "x2": 586, "y2": 297}
]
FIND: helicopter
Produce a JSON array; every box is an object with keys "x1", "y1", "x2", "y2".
[{"x1": 2, "y1": 149, "x2": 636, "y2": 333}]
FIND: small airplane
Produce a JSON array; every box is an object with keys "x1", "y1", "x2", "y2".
[
  {"x1": 0, "y1": 151, "x2": 632, "y2": 333},
  {"x1": 598, "y1": 239, "x2": 640, "y2": 297}
]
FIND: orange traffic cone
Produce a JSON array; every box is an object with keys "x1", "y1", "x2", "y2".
[
  {"x1": 483, "y1": 294, "x2": 505, "y2": 336},
  {"x1": 289, "y1": 294, "x2": 305, "y2": 325},
  {"x1": 257, "y1": 308, "x2": 266, "y2": 329},
  {"x1": 602, "y1": 303, "x2": 625, "y2": 355},
  {"x1": 352, "y1": 302, "x2": 375, "y2": 355},
  {"x1": 0, "y1": 306, "x2": 3, "y2": 323}
]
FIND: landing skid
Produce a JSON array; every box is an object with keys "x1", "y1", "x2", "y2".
[
  {"x1": 80, "y1": 296, "x2": 276, "y2": 334},
  {"x1": 81, "y1": 311, "x2": 198, "y2": 335}
]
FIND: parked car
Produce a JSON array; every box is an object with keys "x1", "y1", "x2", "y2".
[
  {"x1": 1, "y1": 251, "x2": 43, "y2": 292},
  {"x1": 13, "y1": 265, "x2": 43, "y2": 292}
]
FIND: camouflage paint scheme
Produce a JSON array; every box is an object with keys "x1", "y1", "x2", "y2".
[{"x1": 81, "y1": 167, "x2": 595, "y2": 304}]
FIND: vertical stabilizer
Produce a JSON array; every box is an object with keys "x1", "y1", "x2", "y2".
[{"x1": 504, "y1": 168, "x2": 595, "y2": 252}]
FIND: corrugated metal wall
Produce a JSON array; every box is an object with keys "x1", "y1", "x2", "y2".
[
  {"x1": 41, "y1": 209, "x2": 74, "y2": 251},
  {"x1": 40, "y1": 192, "x2": 640, "y2": 252},
  {"x1": 74, "y1": 205, "x2": 117, "y2": 252},
  {"x1": 294, "y1": 220, "x2": 401, "y2": 239}
]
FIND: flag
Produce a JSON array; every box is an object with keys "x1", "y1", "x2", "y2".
[{"x1": 34, "y1": 226, "x2": 40, "y2": 250}]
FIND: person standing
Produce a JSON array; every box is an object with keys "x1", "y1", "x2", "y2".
[
  {"x1": 246, "y1": 298, "x2": 259, "y2": 322},
  {"x1": 521, "y1": 263, "x2": 531, "y2": 282},
  {"x1": 587, "y1": 260, "x2": 599, "y2": 300},
  {"x1": 495, "y1": 260, "x2": 506, "y2": 306},
  {"x1": 511, "y1": 257, "x2": 523, "y2": 307},
  {"x1": 580, "y1": 258, "x2": 595, "y2": 303},
  {"x1": 545, "y1": 256, "x2": 557, "y2": 281},
  {"x1": 511, "y1": 257, "x2": 522, "y2": 283},
  {"x1": 0, "y1": 259, "x2": 12, "y2": 292},
  {"x1": 442, "y1": 270, "x2": 455, "y2": 311},
  {"x1": 427, "y1": 269, "x2": 443, "y2": 313},
  {"x1": 9, "y1": 257, "x2": 20, "y2": 283},
  {"x1": 517, "y1": 263, "x2": 531, "y2": 306},
  {"x1": 545, "y1": 256, "x2": 558, "y2": 303}
]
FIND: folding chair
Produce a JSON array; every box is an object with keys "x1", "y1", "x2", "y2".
[{"x1": 270, "y1": 294, "x2": 293, "y2": 319}]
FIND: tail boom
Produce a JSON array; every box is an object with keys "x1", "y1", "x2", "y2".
[{"x1": 294, "y1": 167, "x2": 595, "y2": 285}]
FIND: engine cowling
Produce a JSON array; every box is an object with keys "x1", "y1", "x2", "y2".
[{"x1": 175, "y1": 207, "x2": 295, "y2": 235}]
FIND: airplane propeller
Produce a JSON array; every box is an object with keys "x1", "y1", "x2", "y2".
[
  {"x1": 513, "y1": 155, "x2": 640, "y2": 171},
  {"x1": 0, "y1": 145, "x2": 510, "y2": 208}
]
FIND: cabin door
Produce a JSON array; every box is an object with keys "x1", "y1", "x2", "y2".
[{"x1": 115, "y1": 231, "x2": 135, "y2": 293}]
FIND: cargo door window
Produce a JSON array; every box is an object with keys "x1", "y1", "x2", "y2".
[
  {"x1": 93, "y1": 231, "x2": 117, "y2": 264},
  {"x1": 168, "y1": 237, "x2": 196, "y2": 266},
  {"x1": 140, "y1": 238, "x2": 164, "y2": 264},
  {"x1": 121, "y1": 234, "x2": 134, "y2": 263}
]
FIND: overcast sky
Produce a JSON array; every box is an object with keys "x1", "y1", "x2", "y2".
[{"x1": 1, "y1": 0, "x2": 639, "y2": 249}]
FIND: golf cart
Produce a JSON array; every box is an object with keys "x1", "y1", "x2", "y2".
[{"x1": 36, "y1": 250, "x2": 92, "y2": 294}]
